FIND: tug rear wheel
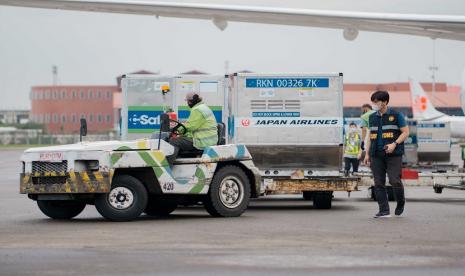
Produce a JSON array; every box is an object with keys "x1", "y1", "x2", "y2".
[{"x1": 204, "y1": 166, "x2": 250, "y2": 217}]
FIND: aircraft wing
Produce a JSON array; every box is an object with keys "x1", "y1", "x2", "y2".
[{"x1": 1, "y1": 0, "x2": 465, "y2": 41}]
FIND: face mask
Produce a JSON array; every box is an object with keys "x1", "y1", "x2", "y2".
[
  {"x1": 187, "y1": 96, "x2": 201, "y2": 108},
  {"x1": 371, "y1": 104, "x2": 380, "y2": 111},
  {"x1": 349, "y1": 128, "x2": 357, "y2": 133}
]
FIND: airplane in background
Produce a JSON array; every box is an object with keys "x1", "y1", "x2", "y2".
[
  {"x1": 409, "y1": 78, "x2": 465, "y2": 138},
  {"x1": 0, "y1": 0, "x2": 465, "y2": 41},
  {"x1": 3, "y1": 0, "x2": 465, "y2": 133}
]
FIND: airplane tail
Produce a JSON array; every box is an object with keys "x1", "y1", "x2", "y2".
[{"x1": 408, "y1": 78, "x2": 445, "y2": 120}]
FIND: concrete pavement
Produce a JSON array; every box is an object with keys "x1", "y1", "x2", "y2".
[{"x1": 1, "y1": 149, "x2": 465, "y2": 275}]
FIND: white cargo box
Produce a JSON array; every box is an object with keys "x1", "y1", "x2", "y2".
[
  {"x1": 121, "y1": 74, "x2": 227, "y2": 140},
  {"x1": 417, "y1": 122, "x2": 451, "y2": 162},
  {"x1": 228, "y1": 73, "x2": 344, "y2": 172}
]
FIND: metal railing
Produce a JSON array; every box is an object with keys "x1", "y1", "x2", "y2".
[{"x1": 0, "y1": 130, "x2": 118, "y2": 145}]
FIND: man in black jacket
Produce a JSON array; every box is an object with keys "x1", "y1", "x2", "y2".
[{"x1": 363, "y1": 91, "x2": 409, "y2": 218}]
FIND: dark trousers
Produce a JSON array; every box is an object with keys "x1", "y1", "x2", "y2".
[
  {"x1": 344, "y1": 157, "x2": 359, "y2": 174},
  {"x1": 167, "y1": 136, "x2": 196, "y2": 165},
  {"x1": 371, "y1": 151, "x2": 405, "y2": 213}
]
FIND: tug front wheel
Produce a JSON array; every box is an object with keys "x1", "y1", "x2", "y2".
[
  {"x1": 204, "y1": 166, "x2": 250, "y2": 217},
  {"x1": 95, "y1": 175, "x2": 148, "y2": 221},
  {"x1": 37, "y1": 200, "x2": 86, "y2": 220}
]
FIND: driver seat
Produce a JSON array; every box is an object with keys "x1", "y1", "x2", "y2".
[{"x1": 178, "y1": 123, "x2": 226, "y2": 158}]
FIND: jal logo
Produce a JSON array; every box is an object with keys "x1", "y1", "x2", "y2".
[
  {"x1": 129, "y1": 114, "x2": 160, "y2": 126},
  {"x1": 388, "y1": 116, "x2": 395, "y2": 122},
  {"x1": 241, "y1": 119, "x2": 250, "y2": 127}
]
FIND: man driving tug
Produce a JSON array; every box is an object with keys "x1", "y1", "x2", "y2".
[{"x1": 167, "y1": 92, "x2": 218, "y2": 165}]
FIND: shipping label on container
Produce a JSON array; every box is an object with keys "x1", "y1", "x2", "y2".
[
  {"x1": 417, "y1": 123, "x2": 450, "y2": 145},
  {"x1": 417, "y1": 123, "x2": 446, "y2": 128},
  {"x1": 252, "y1": 112, "x2": 300, "y2": 117},
  {"x1": 259, "y1": 88, "x2": 275, "y2": 97},
  {"x1": 245, "y1": 78, "x2": 329, "y2": 88},
  {"x1": 237, "y1": 117, "x2": 342, "y2": 127}
]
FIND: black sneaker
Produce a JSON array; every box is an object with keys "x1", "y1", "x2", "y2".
[
  {"x1": 374, "y1": 212, "x2": 391, "y2": 218},
  {"x1": 395, "y1": 203, "x2": 405, "y2": 216}
]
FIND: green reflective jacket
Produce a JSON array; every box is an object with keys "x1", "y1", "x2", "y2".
[
  {"x1": 361, "y1": 110, "x2": 376, "y2": 128},
  {"x1": 181, "y1": 102, "x2": 218, "y2": 149},
  {"x1": 344, "y1": 132, "x2": 361, "y2": 157}
]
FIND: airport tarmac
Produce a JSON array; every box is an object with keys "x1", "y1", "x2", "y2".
[{"x1": 1, "y1": 148, "x2": 465, "y2": 275}]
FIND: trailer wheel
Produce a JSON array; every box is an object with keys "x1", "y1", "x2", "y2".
[
  {"x1": 434, "y1": 186, "x2": 443, "y2": 194},
  {"x1": 95, "y1": 175, "x2": 148, "y2": 221},
  {"x1": 302, "y1": 191, "x2": 314, "y2": 200},
  {"x1": 145, "y1": 198, "x2": 177, "y2": 216},
  {"x1": 204, "y1": 165, "x2": 250, "y2": 217},
  {"x1": 37, "y1": 200, "x2": 86, "y2": 219},
  {"x1": 313, "y1": 192, "x2": 332, "y2": 209}
]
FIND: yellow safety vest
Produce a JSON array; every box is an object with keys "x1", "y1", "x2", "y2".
[{"x1": 344, "y1": 132, "x2": 361, "y2": 156}]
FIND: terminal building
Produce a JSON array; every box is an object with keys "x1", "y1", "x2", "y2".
[
  {"x1": 30, "y1": 85, "x2": 118, "y2": 134},
  {"x1": 30, "y1": 70, "x2": 156, "y2": 134}
]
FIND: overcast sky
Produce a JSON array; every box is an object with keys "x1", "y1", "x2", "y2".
[{"x1": 1, "y1": 0, "x2": 465, "y2": 109}]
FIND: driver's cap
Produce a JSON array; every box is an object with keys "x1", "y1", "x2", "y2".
[{"x1": 185, "y1": 92, "x2": 197, "y2": 101}]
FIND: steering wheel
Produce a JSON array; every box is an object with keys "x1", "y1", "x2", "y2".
[{"x1": 169, "y1": 119, "x2": 187, "y2": 135}]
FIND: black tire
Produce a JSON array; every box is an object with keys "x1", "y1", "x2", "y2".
[
  {"x1": 302, "y1": 191, "x2": 314, "y2": 200},
  {"x1": 95, "y1": 175, "x2": 148, "y2": 221},
  {"x1": 204, "y1": 165, "x2": 250, "y2": 217},
  {"x1": 37, "y1": 200, "x2": 86, "y2": 220},
  {"x1": 145, "y1": 198, "x2": 177, "y2": 216},
  {"x1": 313, "y1": 192, "x2": 332, "y2": 209}
]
